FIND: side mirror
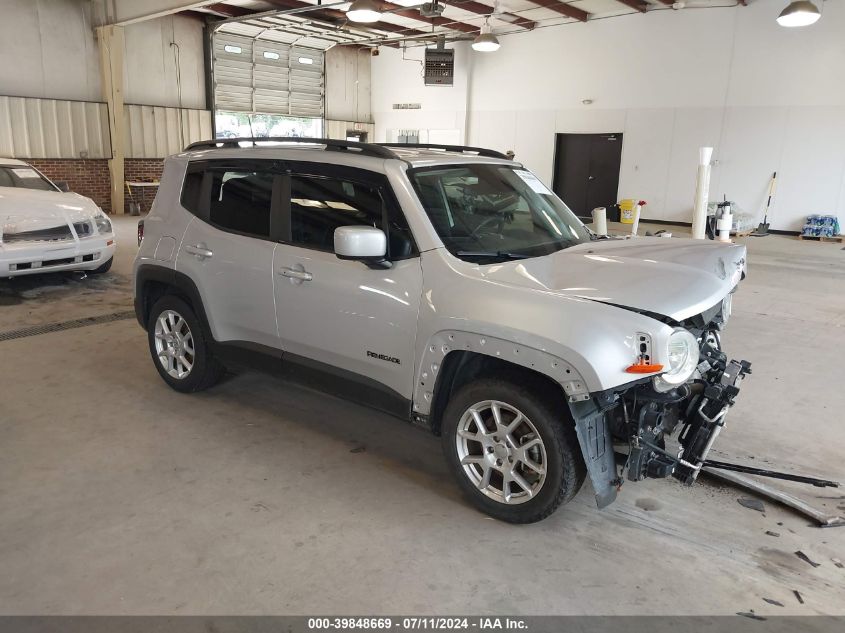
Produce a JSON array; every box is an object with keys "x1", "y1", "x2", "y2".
[
  {"x1": 54, "y1": 180, "x2": 71, "y2": 192},
  {"x1": 334, "y1": 226, "x2": 389, "y2": 267}
]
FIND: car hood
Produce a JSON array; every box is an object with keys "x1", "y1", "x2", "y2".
[
  {"x1": 470, "y1": 237, "x2": 747, "y2": 321},
  {"x1": 0, "y1": 187, "x2": 102, "y2": 236}
]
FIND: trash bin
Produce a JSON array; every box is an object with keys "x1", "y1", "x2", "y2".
[{"x1": 619, "y1": 199, "x2": 635, "y2": 224}]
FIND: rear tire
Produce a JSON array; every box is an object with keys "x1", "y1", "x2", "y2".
[
  {"x1": 441, "y1": 376, "x2": 586, "y2": 523},
  {"x1": 147, "y1": 295, "x2": 225, "y2": 393}
]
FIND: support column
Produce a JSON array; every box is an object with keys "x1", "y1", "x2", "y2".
[{"x1": 96, "y1": 24, "x2": 125, "y2": 215}]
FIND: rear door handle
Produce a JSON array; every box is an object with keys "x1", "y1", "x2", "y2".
[
  {"x1": 279, "y1": 267, "x2": 313, "y2": 282},
  {"x1": 185, "y1": 244, "x2": 213, "y2": 259}
]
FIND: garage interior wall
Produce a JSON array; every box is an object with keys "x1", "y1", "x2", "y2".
[
  {"x1": 371, "y1": 42, "x2": 470, "y2": 147},
  {"x1": 325, "y1": 46, "x2": 373, "y2": 139},
  {"x1": 371, "y1": 1, "x2": 845, "y2": 232},
  {"x1": 0, "y1": 0, "x2": 210, "y2": 212}
]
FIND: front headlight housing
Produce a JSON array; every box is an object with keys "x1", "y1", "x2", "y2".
[
  {"x1": 95, "y1": 211, "x2": 112, "y2": 235},
  {"x1": 653, "y1": 328, "x2": 699, "y2": 392},
  {"x1": 720, "y1": 292, "x2": 733, "y2": 326}
]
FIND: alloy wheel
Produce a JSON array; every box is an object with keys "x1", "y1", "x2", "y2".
[
  {"x1": 455, "y1": 400, "x2": 548, "y2": 504},
  {"x1": 154, "y1": 309, "x2": 195, "y2": 379}
]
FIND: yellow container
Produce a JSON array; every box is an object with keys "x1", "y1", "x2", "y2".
[{"x1": 619, "y1": 199, "x2": 635, "y2": 224}]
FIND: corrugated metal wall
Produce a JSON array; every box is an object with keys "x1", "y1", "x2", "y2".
[
  {"x1": 0, "y1": 96, "x2": 110, "y2": 159},
  {"x1": 0, "y1": 96, "x2": 211, "y2": 159},
  {"x1": 124, "y1": 105, "x2": 212, "y2": 158}
]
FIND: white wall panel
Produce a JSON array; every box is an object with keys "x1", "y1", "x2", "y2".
[
  {"x1": 616, "y1": 109, "x2": 674, "y2": 221},
  {"x1": 0, "y1": 0, "x2": 101, "y2": 102},
  {"x1": 124, "y1": 105, "x2": 212, "y2": 158},
  {"x1": 0, "y1": 96, "x2": 110, "y2": 159},
  {"x1": 372, "y1": 2, "x2": 845, "y2": 231}
]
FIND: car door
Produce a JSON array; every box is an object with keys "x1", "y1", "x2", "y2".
[
  {"x1": 273, "y1": 163, "x2": 422, "y2": 405},
  {"x1": 176, "y1": 161, "x2": 281, "y2": 351}
]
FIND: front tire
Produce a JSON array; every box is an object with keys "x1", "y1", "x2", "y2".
[
  {"x1": 147, "y1": 295, "x2": 225, "y2": 393},
  {"x1": 441, "y1": 376, "x2": 586, "y2": 523},
  {"x1": 90, "y1": 257, "x2": 113, "y2": 274}
]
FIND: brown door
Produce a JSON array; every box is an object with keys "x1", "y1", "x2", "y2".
[{"x1": 552, "y1": 133, "x2": 623, "y2": 220}]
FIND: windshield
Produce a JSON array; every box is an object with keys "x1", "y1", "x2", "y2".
[
  {"x1": 0, "y1": 165, "x2": 58, "y2": 191},
  {"x1": 409, "y1": 164, "x2": 590, "y2": 262}
]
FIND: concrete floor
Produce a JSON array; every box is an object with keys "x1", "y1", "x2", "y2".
[{"x1": 1, "y1": 216, "x2": 844, "y2": 615}]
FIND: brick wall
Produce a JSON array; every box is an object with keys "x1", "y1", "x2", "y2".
[
  {"x1": 28, "y1": 159, "x2": 112, "y2": 212},
  {"x1": 124, "y1": 159, "x2": 164, "y2": 214},
  {"x1": 28, "y1": 158, "x2": 165, "y2": 214}
]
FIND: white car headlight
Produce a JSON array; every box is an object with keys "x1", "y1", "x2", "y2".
[
  {"x1": 95, "y1": 212, "x2": 112, "y2": 235},
  {"x1": 653, "y1": 328, "x2": 699, "y2": 392}
]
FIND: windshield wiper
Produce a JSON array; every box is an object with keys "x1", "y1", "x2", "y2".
[{"x1": 456, "y1": 250, "x2": 531, "y2": 260}]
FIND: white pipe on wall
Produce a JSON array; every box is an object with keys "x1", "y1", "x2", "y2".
[{"x1": 691, "y1": 146, "x2": 713, "y2": 240}]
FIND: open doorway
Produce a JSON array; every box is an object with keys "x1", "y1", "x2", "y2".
[{"x1": 552, "y1": 133, "x2": 623, "y2": 220}]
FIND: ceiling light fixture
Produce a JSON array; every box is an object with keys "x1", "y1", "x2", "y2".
[
  {"x1": 776, "y1": 1, "x2": 821, "y2": 27},
  {"x1": 472, "y1": 20, "x2": 500, "y2": 53},
  {"x1": 347, "y1": 0, "x2": 382, "y2": 23}
]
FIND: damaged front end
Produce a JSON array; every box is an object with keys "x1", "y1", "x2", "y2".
[
  {"x1": 572, "y1": 305, "x2": 752, "y2": 508},
  {"x1": 613, "y1": 332, "x2": 751, "y2": 486}
]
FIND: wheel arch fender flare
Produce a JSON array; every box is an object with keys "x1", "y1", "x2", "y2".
[
  {"x1": 413, "y1": 329, "x2": 596, "y2": 418},
  {"x1": 135, "y1": 263, "x2": 211, "y2": 336}
]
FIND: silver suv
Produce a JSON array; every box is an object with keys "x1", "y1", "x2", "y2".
[{"x1": 134, "y1": 138, "x2": 750, "y2": 523}]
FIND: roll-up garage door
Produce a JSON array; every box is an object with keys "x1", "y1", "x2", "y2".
[{"x1": 213, "y1": 34, "x2": 324, "y2": 118}]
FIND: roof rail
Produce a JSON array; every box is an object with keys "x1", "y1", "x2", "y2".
[
  {"x1": 379, "y1": 143, "x2": 510, "y2": 160},
  {"x1": 184, "y1": 137, "x2": 399, "y2": 160}
]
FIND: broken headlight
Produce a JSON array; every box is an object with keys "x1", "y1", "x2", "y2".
[
  {"x1": 95, "y1": 211, "x2": 112, "y2": 235},
  {"x1": 720, "y1": 293, "x2": 733, "y2": 325},
  {"x1": 653, "y1": 328, "x2": 699, "y2": 392}
]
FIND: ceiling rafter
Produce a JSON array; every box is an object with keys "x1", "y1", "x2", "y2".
[
  {"x1": 368, "y1": 1, "x2": 484, "y2": 34},
  {"x1": 521, "y1": 0, "x2": 589, "y2": 22},
  {"x1": 260, "y1": 0, "x2": 432, "y2": 37},
  {"x1": 204, "y1": 3, "x2": 254, "y2": 17},
  {"x1": 614, "y1": 0, "x2": 649, "y2": 11},
  {"x1": 449, "y1": 1, "x2": 536, "y2": 30}
]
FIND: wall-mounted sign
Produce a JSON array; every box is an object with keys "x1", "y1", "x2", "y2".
[{"x1": 392, "y1": 103, "x2": 422, "y2": 110}]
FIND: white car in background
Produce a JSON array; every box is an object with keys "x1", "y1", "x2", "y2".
[{"x1": 0, "y1": 158, "x2": 115, "y2": 278}]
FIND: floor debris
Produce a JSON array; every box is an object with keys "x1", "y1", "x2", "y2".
[
  {"x1": 737, "y1": 611, "x2": 767, "y2": 621},
  {"x1": 765, "y1": 530, "x2": 780, "y2": 537},
  {"x1": 738, "y1": 497, "x2": 766, "y2": 512},
  {"x1": 794, "y1": 551, "x2": 821, "y2": 568},
  {"x1": 704, "y1": 468, "x2": 845, "y2": 527},
  {"x1": 833, "y1": 558, "x2": 843, "y2": 569},
  {"x1": 763, "y1": 598, "x2": 784, "y2": 607},
  {"x1": 793, "y1": 590, "x2": 804, "y2": 604}
]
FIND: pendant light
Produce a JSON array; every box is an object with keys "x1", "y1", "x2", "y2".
[
  {"x1": 347, "y1": 0, "x2": 382, "y2": 23},
  {"x1": 472, "y1": 19, "x2": 500, "y2": 52},
  {"x1": 776, "y1": 1, "x2": 821, "y2": 27}
]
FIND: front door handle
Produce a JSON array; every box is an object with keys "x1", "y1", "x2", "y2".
[
  {"x1": 279, "y1": 267, "x2": 313, "y2": 282},
  {"x1": 185, "y1": 243, "x2": 213, "y2": 259}
]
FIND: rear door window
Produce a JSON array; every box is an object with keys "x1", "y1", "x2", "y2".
[
  {"x1": 209, "y1": 170, "x2": 273, "y2": 238},
  {"x1": 180, "y1": 161, "x2": 280, "y2": 241}
]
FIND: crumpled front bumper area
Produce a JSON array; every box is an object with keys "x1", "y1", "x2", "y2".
[
  {"x1": 570, "y1": 344, "x2": 752, "y2": 509},
  {"x1": 626, "y1": 357, "x2": 753, "y2": 487}
]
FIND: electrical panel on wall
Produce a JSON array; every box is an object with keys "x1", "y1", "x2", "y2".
[{"x1": 424, "y1": 46, "x2": 454, "y2": 86}]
